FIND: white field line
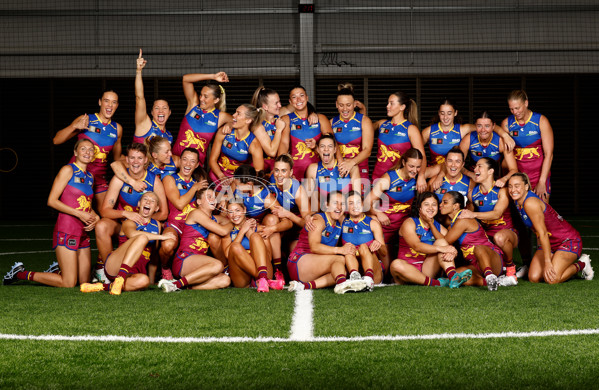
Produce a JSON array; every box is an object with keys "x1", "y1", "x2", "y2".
[
  {"x1": 0, "y1": 224, "x2": 53, "y2": 227},
  {"x1": 1, "y1": 328, "x2": 599, "y2": 344},
  {"x1": 289, "y1": 290, "x2": 314, "y2": 341},
  {"x1": 0, "y1": 250, "x2": 55, "y2": 256}
]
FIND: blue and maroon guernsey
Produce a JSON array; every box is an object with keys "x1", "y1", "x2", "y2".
[
  {"x1": 373, "y1": 120, "x2": 413, "y2": 180},
  {"x1": 69, "y1": 113, "x2": 119, "y2": 186},
  {"x1": 55, "y1": 163, "x2": 94, "y2": 235},
  {"x1": 428, "y1": 123, "x2": 462, "y2": 165},
  {"x1": 133, "y1": 120, "x2": 173, "y2": 145},
  {"x1": 332, "y1": 112, "x2": 369, "y2": 178},
  {"x1": 288, "y1": 112, "x2": 322, "y2": 179},
  {"x1": 341, "y1": 215, "x2": 374, "y2": 246},
  {"x1": 173, "y1": 106, "x2": 220, "y2": 164}
]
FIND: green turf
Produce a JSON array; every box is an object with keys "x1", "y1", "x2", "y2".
[
  {"x1": 313, "y1": 280, "x2": 599, "y2": 337},
  {"x1": 1, "y1": 221, "x2": 599, "y2": 388},
  {"x1": 0, "y1": 286, "x2": 293, "y2": 338},
  {"x1": 1, "y1": 336, "x2": 599, "y2": 389}
]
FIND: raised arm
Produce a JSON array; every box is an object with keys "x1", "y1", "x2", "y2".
[
  {"x1": 53, "y1": 114, "x2": 89, "y2": 145},
  {"x1": 134, "y1": 49, "x2": 152, "y2": 132},
  {"x1": 182, "y1": 72, "x2": 229, "y2": 114}
]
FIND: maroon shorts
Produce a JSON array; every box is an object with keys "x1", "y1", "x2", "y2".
[{"x1": 52, "y1": 229, "x2": 90, "y2": 251}]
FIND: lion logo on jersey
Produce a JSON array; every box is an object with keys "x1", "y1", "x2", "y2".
[
  {"x1": 435, "y1": 155, "x2": 446, "y2": 165},
  {"x1": 384, "y1": 203, "x2": 411, "y2": 214},
  {"x1": 461, "y1": 245, "x2": 475, "y2": 259},
  {"x1": 514, "y1": 147, "x2": 541, "y2": 161},
  {"x1": 76, "y1": 195, "x2": 92, "y2": 212},
  {"x1": 219, "y1": 155, "x2": 239, "y2": 174},
  {"x1": 404, "y1": 247, "x2": 424, "y2": 258},
  {"x1": 378, "y1": 145, "x2": 402, "y2": 163},
  {"x1": 93, "y1": 145, "x2": 108, "y2": 163},
  {"x1": 294, "y1": 142, "x2": 315, "y2": 160},
  {"x1": 190, "y1": 238, "x2": 209, "y2": 253},
  {"x1": 141, "y1": 249, "x2": 151, "y2": 260},
  {"x1": 175, "y1": 203, "x2": 196, "y2": 221},
  {"x1": 181, "y1": 130, "x2": 207, "y2": 152},
  {"x1": 339, "y1": 145, "x2": 360, "y2": 158}
]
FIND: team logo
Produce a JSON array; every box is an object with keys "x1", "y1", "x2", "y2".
[
  {"x1": 478, "y1": 200, "x2": 484, "y2": 206},
  {"x1": 76, "y1": 177, "x2": 85, "y2": 184},
  {"x1": 323, "y1": 231, "x2": 331, "y2": 238},
  {"x1": 435, "y1": 138, "x2": 443, "y2": 144},
  {"x1": 475, "y1": 151, "x2": 482, "y2": 156},
  {"x1": 224, "y1": 140, "x2": 233, "y2": 149},
  {"x1": 89, "y1": 126, "x2": 100, "y2": 133},
  {"x1": 334, "y1": 127, "x2": 342, "y2": 133},
  {"x1": 382, "y1": 128, "x2": 390, "y2": 134},
  {"x1": 440, "y1": 188, "x2": 447, "y2": 194},
  {"x1": 511, "y1": 130, "x2": 519, "y2": 137}
]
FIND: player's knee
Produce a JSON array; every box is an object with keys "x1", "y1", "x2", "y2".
[
  {"x1": 161, "y1": 238, "x2": 177, "y2": 254},
  {"x1": 389, "y1": 259, "x2": 405, "y2": 276},
  {"x1": 263, "y1": 214, "x2": 279, "y2": 226},
  {"x1": 214, "y1": 273, "x2": 231, "y2": 289},
  {"x1": 528, "y1": 272, "x2": 542, "y2": 283},
  {"x1": 230, "y1": 242, "x2": 245, "y2": 257},
  {"x1": 208, "y1": 260, "x2": 224, "y2": 275},
  {"x1": 358, "y1": 243, "x2": 370, "y2": 256}
]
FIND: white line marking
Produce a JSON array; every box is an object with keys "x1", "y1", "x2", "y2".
[
  {"x1": 1, "y1": 328, "x2": 598, "y2": 344},
  {"x1": 0, "y1": 225, "x2": 53, "y2": 227},
  {"x1": 289, "y1": 290, "x2": 314, "y2": 341},
  {"x1": 0, "y1": 238, "x2": 95, "y2": 241},
  {"x1": 0, "y1": 250, "x2": 55, "y2": 256},
  {"x1": 0, "y1": 239, "x2": 51, "y2": 241}
]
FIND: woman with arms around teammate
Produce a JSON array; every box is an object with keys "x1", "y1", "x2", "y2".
[
  {"x1": 330, "y1": 86, "x2": 374, "y2": 180},
  {"x1": 458, "y1": 157, "x2": 519, "y2": 285},
  {"x1": 365, "y1": 148, "x2": 431, "y2": 272},
  {"x1": 4, "y1": 140, "x2": 99, "y2": 287},
  {"x1": 133, "y1": 50, "x2": 172, "y2": 144},
  {"x1": 372, "y1": 91, "x2": 427, "y2": 191},
  {"x1": 53, "y1": 90, "x2": 123, "y2": 207},
  {"x1": 278, "y1": 85, "x2": 333, "y2": 180},
  {"x1": 159, "y1": 148, "x2": 207, "y2": 280},
  {"x1": 251, "y1": 87, "x2": 286, "y2": 173},
  {"x1": 423, "y1": 98, "x2": 514, "y2": 167},
  {"x1": 507, "y1": 173, "x2": 592, "y2": 284},
  {"x1": 438, "y1": 191, "x2": 505, "y2": 291},
  {"x1": 221, "y1": 199, "x2": 284, "y2": 292},
  {"x1": 209, "y1": 104, "x2": 264, "y2": 181},
  {"x1": 390, "y1": 192, "x2": 471, "y2": 288},
  {"x1": 459, "y1": 111, "x2": 518, "y2": 187},
  {"x1": 93, "y1": 143, "x2": 168, "y2": 282},
  {"x1": 268, "y1": 154, "x2": 312, "y2": 255},
  {"x1": 287, "y1": 192, "x2": 368, "y2": 294},
  {"x1": 158, "y1": 188, "x2": 232, "y2": 292},
  {"x1": 341, "y1": 191, "x2": 386, "y2": 291},
  {"x1": 173, "y1": 71, "x2": 232, "y2": 166},
  {"x1": 81, "y1": 192, "x2": 174, "y2": 294}
]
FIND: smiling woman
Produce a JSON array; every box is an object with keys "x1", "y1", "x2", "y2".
[{"x1": 4, "y1": 139, "x2": 99, "y2": 288}]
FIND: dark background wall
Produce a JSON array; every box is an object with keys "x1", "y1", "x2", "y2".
[{"x1": 0, "y1": 74, "x2": 596, "y2": 219}]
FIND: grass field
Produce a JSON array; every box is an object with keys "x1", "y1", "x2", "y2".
[{"x1": 1, "y1": 220, "x2": 599, "y2": 389}]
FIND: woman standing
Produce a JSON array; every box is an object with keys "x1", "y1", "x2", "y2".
[
  {"x1": 372, "y1": 91, "x2": 427, "y2": 191},
  {"x1": 173, "y1": 72, "x2": 233, "y2": 167},
  {"x1": 133, "y1": 50, "x2": 172, "y2": 144},
  {"x1": 502, "y1": 90, "x2": 553, "y2": 201},
  {"x1": 330, "y1": 87, "x2": 374, "y2": 179},
  {"x1": 209, "y1": 104, "x2": 264, "y2": 181},
  {"x1": 278, "y1": 86, "x2": 333, "y2": 179}
]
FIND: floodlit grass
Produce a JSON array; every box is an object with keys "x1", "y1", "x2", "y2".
[
  {"x1": 1, "y1": 220, "x2": 599, "y2": 388},
  {"x1": 314, "y1": 280, "x2": 599, "y2": 337},
  {"x1": 1, "y1": 337, "x2": 599, "y2": 389}
]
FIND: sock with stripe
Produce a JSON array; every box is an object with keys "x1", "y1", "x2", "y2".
[
  {"x1": 174, "y1": 277, "x2": 188, "y2": 289},
  {"x1": 117, "y1": 264, "x2": 133, "y2": 279},
  {"x1": 257, "y1": 266, "x2": 268, "y2": 279},
  {"x1": 445, "y1": 266, "x2": 456, "y2": 280}
]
